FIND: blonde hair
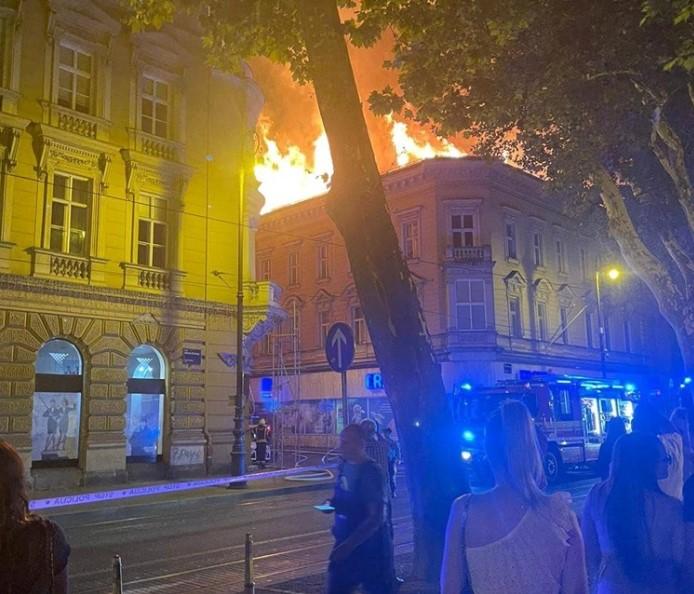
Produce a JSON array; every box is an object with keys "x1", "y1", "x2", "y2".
[{"x1": 485, "y1": 400, "x2": 548, "y2": 506}]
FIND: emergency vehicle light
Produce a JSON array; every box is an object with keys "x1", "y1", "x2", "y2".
[{"x1": 462, "y1": 430, "x2": 475, "y2": 443}]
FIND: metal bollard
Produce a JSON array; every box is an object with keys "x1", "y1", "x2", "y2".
[
  {"x1": 244, "y1": 533, "x2": 255, "y2": 594},
  {"x1": 112, "y1": 554, "x2": 123, "y2": 594}
]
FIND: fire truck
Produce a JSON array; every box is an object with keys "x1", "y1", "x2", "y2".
[{"x1": 455, "y1": 372, "x2": 639, "y2": 483}]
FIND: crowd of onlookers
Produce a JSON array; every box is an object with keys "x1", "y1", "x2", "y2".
[
  {"x1": 441, "y1": 399, "x2": 694, "y2": 594},
  {"x1": 3, "y1": 395, "x2": 694, "y2": 594}
]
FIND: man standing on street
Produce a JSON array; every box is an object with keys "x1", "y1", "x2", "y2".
[
  {"x1": 327, "y1": 424, "x2": 394, "y2": 594},
  {"x1": 383, "y1": 427, "x2": 401, "y2": 498}
]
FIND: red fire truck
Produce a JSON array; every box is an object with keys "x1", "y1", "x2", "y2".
[{"x1": 455, "y1": 373, "x2": 639, "y2": 483}]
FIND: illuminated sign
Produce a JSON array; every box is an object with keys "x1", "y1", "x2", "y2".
[{"x1": 365, "y1": 372, "x2": 384, "y2": 390}]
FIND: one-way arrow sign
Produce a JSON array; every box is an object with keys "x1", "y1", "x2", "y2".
[{"x1": 325, "y1": 322, "x2": 355, "y2": 373}]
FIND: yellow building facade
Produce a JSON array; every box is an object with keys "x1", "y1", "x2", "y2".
[{"x1": 0, "y1": 0, "x2": 280, "y2": 487}]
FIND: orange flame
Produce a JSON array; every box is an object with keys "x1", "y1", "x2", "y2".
[{"x1": 255, "y1": 116, "x2": 466, "y2": 213}]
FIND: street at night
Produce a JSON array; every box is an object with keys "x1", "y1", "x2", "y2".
[{"x1": 47, "y1": 473, "x2": 597, "y2": 594}]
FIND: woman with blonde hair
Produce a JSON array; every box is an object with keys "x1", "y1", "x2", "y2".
[
  {"x1": 0, "y1": 440, "x2": 71, "y2": 593},
  {"x1": 440, "y1": 400, "x2": 587, "y2": 594}
]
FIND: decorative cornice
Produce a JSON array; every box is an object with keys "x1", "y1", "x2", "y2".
[{"x1": 0, "y1": 272, "x2": 231, "y2": 317}]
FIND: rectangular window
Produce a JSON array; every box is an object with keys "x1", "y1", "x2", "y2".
[
  {"x1": 560, "y1": 306, "x2": 569, "y2": 345},
  {"x1": 57, "y1": 44, "x2": 92, "y2": 114},
  {"x1": 288, "y1": 252, "x2": 299, "y2": 286},
  {"x1": 352, "y1": 306, "x2": 369, "y2": 344},
  {"x1": 137, "y1": 195, "x2": 167, "y2": 268},
  {"x1": 262, "y1": 333, "x2": 272, "y2": 355},
  {"x1": 451, "y1": 214, "x2": 475, "y2": 249},
  {"x1": 580, "y1": 248, "x2": 588, "y2": 281},
  {"x1": 509, "y1": 296, "x2": 523, "y2": 338},
  {"x1": 556, "y1": 239, "x2": 566, "y2": 273},
  {"x1": 604, "y1": 316, "x2": 611, "y2": 351},
  {"x1": 318, "y1": 310, "x2": 330, "y2": 347},
  {"x1": 623, "y1": 318, "x2": 631, "y2": 353},
  {"x1": 536, "y1": 302, "x2": 548, "y2": 341},
  {"x1": 49, "y1": 173, "x2": 90, "y2": 256},
  {"x1": 260, "y1": 258, "x2": 271, "y2": 281},
  {"x1": 533, "y1": 232, "x2": 544, "y2": 267},
  {"x1": 585, "y1": 311, "x2": 594, "y2": 348},
  {"x1": 402, "y1": 219, "x2": 420, "y2": 259},
  {"x1": 505, "y1": 221, "x2": 517, "y2": 260},
  {"x1": 455, "y1": 280, "x2": 486, "y2": 330},
  {"x1": 317, "y1": 244, "x2": 329, "y2": 280},
  {"x1": 0, "y1": 17, "x2": 9, "y2": 88},
  {"x1": 452, "y1": 280, "x2": 484, "y2": 330},
  {"x1": 141, "y1": 76, "x2": 170, "y2": 138}
]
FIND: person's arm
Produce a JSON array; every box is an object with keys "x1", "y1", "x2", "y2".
[
  {"x1": 440, "y1": 496, "x2": 467, "y2": 594},
  {"x1": 330, "y1": 500, "x2": 383, "y2": 561},
  {"x1": 561, "y1": 511, "x2": 588, "y2": 594},
  {"x1": 581, "y1": 487, "x2": 601, "y2": 591}
]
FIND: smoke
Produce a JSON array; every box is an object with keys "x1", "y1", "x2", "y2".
[{"x1": 249, "y1": 23, "x2": 475, "y2": 173}]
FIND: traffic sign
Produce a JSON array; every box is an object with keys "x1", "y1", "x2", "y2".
[{"x1": 325, "y1": 323, "x2": 355, "y2": 373}]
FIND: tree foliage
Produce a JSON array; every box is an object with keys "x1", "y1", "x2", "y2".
[{"x1": 358, "y1": 0, "x2": 694, "y2": 370}]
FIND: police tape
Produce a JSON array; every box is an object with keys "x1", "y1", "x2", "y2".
[{"x1": 29, "y1": 464, "x2": 336, "y2": 511}]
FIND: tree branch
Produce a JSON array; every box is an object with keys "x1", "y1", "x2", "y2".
[
  {"x1": 594, "y1": 167, "x2": 685, "y2": 304},
  {"x1": 660, "y1": 231, "x2": 694, "y2": 299},
  {"x1": 650, "y1": 110, "x2": 694, "y2": 232}
]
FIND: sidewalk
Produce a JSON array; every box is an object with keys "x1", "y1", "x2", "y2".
[
  {"x1": 32, "y1": 466, "x2": 336, "y2": 514},
  {"x1": 254, "y1": 552, "x2": 438, "y2": 594}
]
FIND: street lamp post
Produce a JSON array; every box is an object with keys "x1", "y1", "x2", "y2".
[
  {"x1": 230, "y1": 164, "x2": 247, "y2": 481},
  {"x1": 594, "y1": 267, "x2": 621, "y2": 379}
]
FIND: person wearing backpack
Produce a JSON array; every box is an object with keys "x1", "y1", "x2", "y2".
[
  {"x1": 0, "y1": 440, "x2": 71, "y2": 594},
  {"x1": 326, "y1": 423, "x2": 395, "y2": 594}
]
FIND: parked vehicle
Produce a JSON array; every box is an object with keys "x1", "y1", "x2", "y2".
[{"x1": 455, "y1": 373, "x2": 639, "y2": 484}]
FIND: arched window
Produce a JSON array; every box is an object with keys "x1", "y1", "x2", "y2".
[
  {"x1": 32, "y1": 339, "x2": 83, "y2": 466},
  {"x1": 125, "y1": 345, "x2": 166, "y2": 463}
]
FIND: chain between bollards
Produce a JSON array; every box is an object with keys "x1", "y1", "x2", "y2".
[
  {"x1": 112, "y1": 554, "x2": 123, "y2": 594},
  {"x1": 244, "y1": 532, "x2": 255, "y2": 594}
]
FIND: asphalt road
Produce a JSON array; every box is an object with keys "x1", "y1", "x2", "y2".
[{"x1": 48, "y1": 471, "x2": 597, "y2": 594}]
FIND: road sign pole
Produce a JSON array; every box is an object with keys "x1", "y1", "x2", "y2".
[{"x1": 341, "y1": 371, "x2": 348, "y2": 428}]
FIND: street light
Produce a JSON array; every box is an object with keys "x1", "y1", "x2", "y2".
[{"x1": 594, "y1": 266, "x2": 623, "y2": 379}]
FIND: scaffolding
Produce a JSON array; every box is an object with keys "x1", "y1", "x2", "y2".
[{"x1": 266, "y1": 300, "x2": 302, "y2": 469}]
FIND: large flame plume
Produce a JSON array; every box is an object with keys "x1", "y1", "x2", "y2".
[
  {"x1": 256, "y1": 115, "x2": 468, "y2": 213},
  {"x1": 250, "y1": 26, "x2": 473, "y2": 213}
]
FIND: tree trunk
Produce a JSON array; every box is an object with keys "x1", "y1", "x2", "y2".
[
  {"x1": 299, "y1": 0, "x2": 469, "y2": 580},
  {"x1": 596, "y1": 168, "x2": 694, "y2": 373}
]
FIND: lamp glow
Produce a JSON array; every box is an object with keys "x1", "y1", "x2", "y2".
[
  {"x1": 462, "y1": 430, "x2": 475, "y2": 443},
  {"x1": 607, "y1": 268, "x2": 620, "y2": 281},
  {"x1": 461, "y1": 450, "x2": 473, "y2": 462}
]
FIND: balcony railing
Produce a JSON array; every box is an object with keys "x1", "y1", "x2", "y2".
[
  {"x1": 244, "y1": 280, "x2": 282, "y2": 308},
  {"x1": 30, "y1": 248, "x2": 92, "y2": 283},
  {"x1": 130, "y1": 129, "x2": 184, "y2": 162},
  {"x1": 121, "y1": 263, "x2": 185, "y2": 294},
  {"x1": 446, "y1": 245, "x2": 492, "y2": 264}
]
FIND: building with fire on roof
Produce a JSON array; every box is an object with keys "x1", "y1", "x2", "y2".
[
  {"x1": 0, "y1": 0, "x2": 283, "y2": 488},
  {"x1": 250, "y1": 157, "x2": 680, "y2": 450}
]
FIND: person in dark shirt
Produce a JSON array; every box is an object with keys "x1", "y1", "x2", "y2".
[
  {"x1": 0, "y1": 440, "x2": 71, "y2": 594},
  {"x1": 327, "y1": 424, "x2": 394, "y2": 594},
  {"x1": 597, "y1": 416, "x2": 627, "y2": 481}
]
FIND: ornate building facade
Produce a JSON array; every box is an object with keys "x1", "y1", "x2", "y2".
[
  {"x1": 0, "y1": 0, "x2": 281, "y2": 487},
  {"x1": 251, "y1": 157, "x2": 680, "y2": 448}
]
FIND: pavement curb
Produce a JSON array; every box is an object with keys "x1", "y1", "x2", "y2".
[{"x1": 37, "y1": 473, "x2": 335, "y2": 514}]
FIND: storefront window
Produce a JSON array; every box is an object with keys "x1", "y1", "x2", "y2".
[
  {"x1": 126, "y1": 345, "x2": 165, "y2": 463},
  {"x1": 32, "y1": 340, "x2": 83, "y2": 466}
]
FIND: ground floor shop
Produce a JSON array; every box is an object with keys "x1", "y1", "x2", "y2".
[{"x1": 0, "y1": 275, "x2": 279, "y2": 489}]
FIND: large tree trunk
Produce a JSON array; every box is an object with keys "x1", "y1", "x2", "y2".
[
  {"x1": 299, "y1": 0, "x2": 469, "y2": 581},
  {"x1": 596, "y1": 169, "x2": 694, "y2": 373}
]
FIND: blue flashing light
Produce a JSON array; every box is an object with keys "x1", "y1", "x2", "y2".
[
  {"x1": 461, "y1": 450, "x2": 473, "y2": 462},
  {"x1": 625, "y1": 383, "x2": 636, "y2": 393},
  {"x1": 684, "y1": 377, "x2": 692, "y2": 385},
  {"x1": 462, "y1": 430, "x2": 475, "y2": 443},
  {"x1": 414, "y1": 420, "x2": 421, "y2": 428},
  {"x1": 556, "y1": 379, "x2": 572, "y2": 384},
  {"x1": 461, "y1": 382, "x2": 473, "y2": 391}
]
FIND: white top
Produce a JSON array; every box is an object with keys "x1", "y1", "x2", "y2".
[
  {"x1": 440, "y1": 492, "x2": 587, "y2": 594},
  {"x1": 659, "y1": 432, "x2": 684, "y2": 500}
]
